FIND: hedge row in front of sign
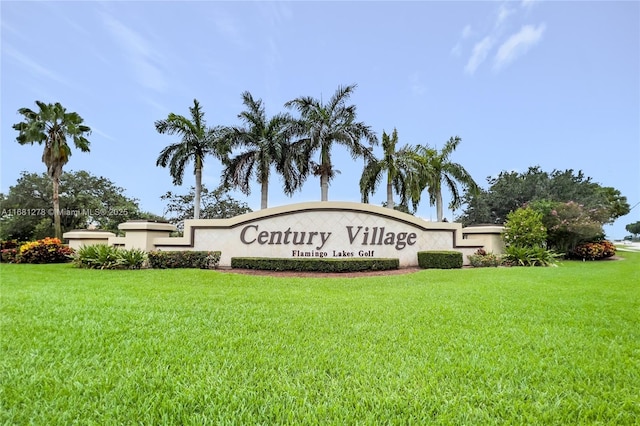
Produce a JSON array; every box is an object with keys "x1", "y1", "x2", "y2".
[
  {"x1": 417, "y1": 251, "x2": 463, "y2": 269},
  {"x1": 230, "y1": 257, "x2": 399, "y2": 273}
]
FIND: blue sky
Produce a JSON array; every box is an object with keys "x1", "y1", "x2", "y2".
[{"x1": 2, "y1": 1, "x2": 638, "y2": 238}]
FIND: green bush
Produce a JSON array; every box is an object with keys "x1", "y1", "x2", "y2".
[
  {"x1": 73, "y1": 244, "x2": 147, "y2": 270},
  {"x1": 231, "y1": 257, "x2": 399, "y2": 273},
  {"x1": 148, "y1": 251, "x2": 221, "y2": 269},
  {"x1": 17, "y1": 237, "x2": 73, "y2": 264},
  {"x1": 503, "y1": 207, "x2": 547, "y2": 248},
  {"x1": 117, "y1": 248, "x2": 148, "y2": 269},
  {"x1": 502, "y1": 246, "x2": 560, "y2": 267},
  {"x1": 467, "y1": 249, "x2": 502, "y2": 267},
  {"x1": 417, "y1": 251, "x2": 463, "y2": 269}
]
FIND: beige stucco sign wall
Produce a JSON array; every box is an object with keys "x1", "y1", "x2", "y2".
[
  {"x1": 153, "y1": 202, "x2": 502, "y2": 267},
  {"x1": 65, "y1": 202, "x2": 504, "y2": 268}
]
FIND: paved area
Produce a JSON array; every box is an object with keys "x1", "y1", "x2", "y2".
[{"x1": 615, "y1": 241, "x2": 640, "y2": 252}]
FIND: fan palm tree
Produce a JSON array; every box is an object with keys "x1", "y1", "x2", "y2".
[
  {"x1": 222, "y1": 92, "x2": 304, "y2": 209},
  {"x1": 285, "y1": 84, "x2": 378, "y2": 201},
  {"x1": 155, "y1": 99, "x2": 228, "y2": 219},
  {"x1": 415, "y1": 136, "x2": 479, "y2": 222},
  {"x1": 12, "y1": 101, "x2": 91, "y2": 238},
  {"x1": 359, "y1": 128, "x2": 423, "y2": 211}
]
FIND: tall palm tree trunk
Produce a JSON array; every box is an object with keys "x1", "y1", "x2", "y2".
[
  {"x1": 52, "y1": 177, "x2": 62, "y2": 239},
  {"x1": 436, "y1": 191, "x2": 444, "y2": 222},
  {"x1": 194, "y1": 168, "x2": 202, "y2": 219},
  {"x1": 386, "y1": 174, "x2": 394, "y2": 209},
  {"x1": 261, "y1": 179, "x2": 269, "y2": 209},
  {"x1": 320, "y1": 173, "x2": 329, "y2": 201}
]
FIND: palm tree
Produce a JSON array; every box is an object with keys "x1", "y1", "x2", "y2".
[
  {"x1": 222, "y1": 92, "x2": 304, "y2": 209},
  {"x1": 12, "y1": 101, "x2": 91, "y2": 238},
  {"x1": 415, "y1": 136, "x2": 479, "y2": 222},
  {"x1": 285, "y1": 84, "x2": 378, "y2": 201},
  {"x1": 359, "y1": 128, "x2": 423, "y2": 211},
  {"x1": 155, "y1": 99, "x2": 228, "y2": 219}
]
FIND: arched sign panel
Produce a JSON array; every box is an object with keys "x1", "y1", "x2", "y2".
[{"x1": 154, "y1": 202, "x2": 489, "y2": 267}]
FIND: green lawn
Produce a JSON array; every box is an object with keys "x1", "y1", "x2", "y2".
[{"x1": 1, "y1": 253, "x2": 639, "y2": 425}]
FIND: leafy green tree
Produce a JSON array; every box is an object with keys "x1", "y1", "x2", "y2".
[
  {"x1": 414, "y1": 136, "x2": 479, "y2": 222},
  {"x1": 222, "y1": 91, "x2": 303, "y2": 209},
  {"x1": 12, "y1": 101, "x2": 91, "y2": 238},
  {"x1": 359, "y1": 128, "x2": 423, "y2": 211},
  {"x1": 460, "y1": 167, "x2": 630, "y2": 226},
  {"x1": 0, "y1": 171, "x2": 160, "y2": 241},
  {"x1": 626, "y1": 221, "x2": 640, "y2": 238},
  {"x1": 597, "y1": 187, "x2": 630, "y2": 224},
  {"x1": 285, "y1": 84, "x2": 378, "y2": 201},
  {"x1": 161, "y1": 185, "x2": 252, "y2": 231},
  {"x1": 530, "y1": 200, "x2": 604, "y2": 254},
  {"x1": 155, "y1": 99, "x2": 229, "y2": 219}
]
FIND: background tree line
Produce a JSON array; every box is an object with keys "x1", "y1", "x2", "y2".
[{"x1": 0, "y1": 171, "x2": 163, "y2": 241}]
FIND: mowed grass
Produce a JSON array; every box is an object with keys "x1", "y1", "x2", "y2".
[{"x1": 1, "y1": 254, "x2": 638, "y2": 425}]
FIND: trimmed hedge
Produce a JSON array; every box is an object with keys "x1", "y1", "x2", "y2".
[
  {"x1": 148, "y1": 251, "x2": 221, "y2": 269},
  {"x1": 417, "y1": 251, "x2": 463, "y2": 269},
  {"x1": 231, "y1": 257, "x2": 399, "y2": 273}
]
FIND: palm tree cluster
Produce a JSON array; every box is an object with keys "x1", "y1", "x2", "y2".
[
  {"x1": 153, "y1": 83, "x2": 478, "y2": 221},
  {"x1": 359, "y1": 130, "x2": 479, "y2": 221},
  {"x1": 154, "y1": 84, "x2": 379, "y2": 216},
  {"x1": 14, "y1": 85, "x2": 479, "y2": 231}
]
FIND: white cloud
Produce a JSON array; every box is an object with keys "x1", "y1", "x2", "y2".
[
  {"x1": 451, "y1": 25, "x2": 473, "y2": 57},
  {"x1": 3, "y1": 44, "x2": 71, "y2": 86},
  {"x1": 494, "y1": 23, "x2": 546, "y2": 70},
  {"x1": 496, "y1": 4, "x2": 515, "y2": 27},
  {"x1": 465, "y1": 36, "x2": 494, "y2": 75},
  {"x1": 521, "y1": 0, "x2": 537, "y2": 10},
  {"x1": 102, "y1": 14, "x2": 167, "y2": 92}
]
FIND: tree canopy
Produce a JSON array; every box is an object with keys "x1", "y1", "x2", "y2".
[
  {"x1": 0, "y1": 171, "x2": 161, "y2": 241},
  {"x1": 155, "y1": 99, "x2": 229, "y2": 219},
  {"x1": 285, "y1": 84, "x2": 378, "y2": 201},
  {"x1": 12, "y1": 101, "x2": 92, "y2": 238},
  {"x1": 160, "y1": 185, "x2": 252, "y2": 231},
  {"x1": 221, "y1": 91, "x2": 303, "y2": 209},
  {"x1": 459, "y1": 166, "x2": 629, "y2": 226}
]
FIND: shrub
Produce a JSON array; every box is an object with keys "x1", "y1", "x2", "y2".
[
  {"x1": 17, "y1": 237, "x2": 73, "y2": 264},
  {"x1": 231, "y1": 257, "x2": 399, "y2": 273},
  {"x1": 73, "y1": 245, "x2": 148, "y2": 270},
  {"x1": 572, "y1": 240, "x2": 616, "y2": 260},
  {"x1": 148, "y1": 251, "x2": 221, "y2": 269},
  {"x1": 1, "y1": 248, "x2": 19, "y2": 263},
  {"x1": 502, "y1": 246, "x2": 560, "y2": 267},
  {"x1": 1, "y1": 240, "x2": 20, "y2": 263},
  {"x1": 503, "y1": 207, "x2": 547, "y2": 249},
  {"x1": 417, "y1": 251, "x2": 463, "y2": 269},
  {"x1": 467, "y1": 249, "x2": 502, "y2": 267},
  {"x1": 118, "y1": 248, "x2": 148, "y2": 269}
]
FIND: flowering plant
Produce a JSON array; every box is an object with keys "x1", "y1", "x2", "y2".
[
  {"x1": 17, "y1": 237, "x2": 73, "y2": 264},
  {"x1": 572, "y1": 240, "x2": 616, "y2": 260}
]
